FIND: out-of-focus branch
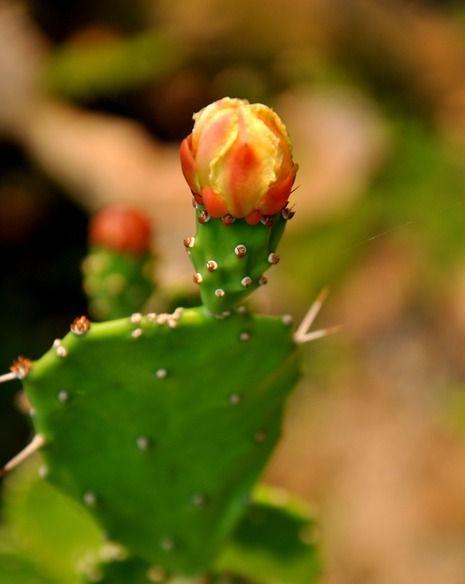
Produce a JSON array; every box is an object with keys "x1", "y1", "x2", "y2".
[{"x1": 0, "y1": 1, "x2": 47, "y2": 137}]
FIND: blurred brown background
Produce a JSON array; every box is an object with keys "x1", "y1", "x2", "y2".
[{"x1": 2, "y1": 1, "x2": 465, "y2": 582}]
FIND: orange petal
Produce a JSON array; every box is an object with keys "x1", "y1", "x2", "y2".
[
  {"x1": 179, "y1": 135, "x2": 197, "y2": 192},
  {"x1": 193, "y1": 192, "x2": 204, "y2": 205},
  {"x1": 245, "y1": 209, "x2": 261, "y2": 225},
  {"x1": 259, "y1": 172, "x2": 295, "y2": 215},
  {"x1": 196, "y1": 109, "x2": 236, "y2": 185},
  {"x1": 202, "y1": 186, "x2": 228, "y2": 218},
  {"x1": 227, "y1": 142, "x2": 263, "y2": 216}
]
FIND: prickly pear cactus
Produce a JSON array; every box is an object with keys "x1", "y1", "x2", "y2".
[
  {"x1": 78, "y1": 493, "x2": 320, "y2": 584},
  {"x1": 0, "y1": 461, "x2": 319, "y2": 584},
  {"x1": 180, "y1": 98, "x2": 298, "y2": 316},
  {"x1": 82, "y1": 205, "x2": 155, "y2": 320},
  {"x1": 2, "y1": 98, "x2": 330, "y2": 582},
  {"x1": 23, "y1": 307, "x2": 299, "y2": 574},
  {"x1": 187, "y1": 210, "x2": 288, "y2": 315}
]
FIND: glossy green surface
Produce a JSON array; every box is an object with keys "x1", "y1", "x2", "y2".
[
  {"x1": 24, "y1": 307, "x2": 299, "y2": 574},
  {"x1": 189, "y1": 212, "x2": 286, "y2": 314}
]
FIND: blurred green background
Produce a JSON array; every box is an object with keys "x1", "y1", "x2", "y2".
[{"x1": 2, "y1": 1, "x2": 465, "y2": 582}]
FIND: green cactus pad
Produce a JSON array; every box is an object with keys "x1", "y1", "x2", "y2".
[
  {"x1": 79, "y1": 555, "x2": 150, "y2": 584},
  {"x1": 78, "y1": 491, "x2": 320, "y2": 584},
  {"x1": 187, "y1": 210, "x2": 286, "y2": 315},
  {"x1": 23, "y1": 307, "x2": 299, "y2": 575},
  {"x1": 0, "y1": 553, "x2": 52, "y2": 584},
  {"x1": 82, "y1": 245, "x2": 154, "y2": 320}
]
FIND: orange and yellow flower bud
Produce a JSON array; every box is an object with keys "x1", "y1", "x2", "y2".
[{"x1": 180, "y1": 98, "x2": 297, "y2": 224}]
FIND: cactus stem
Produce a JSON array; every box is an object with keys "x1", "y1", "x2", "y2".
[
  {"x1": 0, "y1": 371, "x2": 16, "y2": 384},
  {"x1": 239, "y1": 332, "x2": 251, "y2": 342},
  {"x1": 254, "y1": 430, "x2": 267, "y2": 444},
  {"x1": 0, "y1": 434, "x2": 45, "y2": 476},
  {"x1": 191, "y1": 492, "x2": 208, "y2": 507},
  {"x1": 106, "y1": 273, "x2": 127, "y2": 295}
]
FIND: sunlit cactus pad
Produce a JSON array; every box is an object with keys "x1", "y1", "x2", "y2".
[{"x1": 23, "y1": 307, "x2": 299, "y2": 574}]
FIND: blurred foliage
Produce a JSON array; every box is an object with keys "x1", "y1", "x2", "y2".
[
  {"x1": 45, "y1": 32, "x2": 185, "y2": 101},
  {"x1": 215, "y1": 486, "x2": 320, "y2": 584},
  {"x1": 282, "y1": 114, "x2": 465, "y2": 305},
  {"x1": 0, "y1": 460, "x2": 102, "y2": 584}
]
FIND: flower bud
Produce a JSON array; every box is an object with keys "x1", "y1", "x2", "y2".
[
  {"x1": 89, "y1": 204, "x2": 152, "y2": 254},
  {"x1": 180, "y1": 98, "x2": 297, "y2": 224}
]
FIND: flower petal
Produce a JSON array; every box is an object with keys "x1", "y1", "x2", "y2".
[
  {"x1": 195, "y1": 108, "x2": 238, "y2": 188},
  {"x1": 245, "y1": 209, "x2": 261, "y2": 225},
  {"x1": 179, "y1": 135, "x2": 198, "y2": 193},
  {"x1": 259, "y1": 172, "x2": 295, "y2": 215},
  {"x1": 201, "y1": 186, "x2": 228, "y2": 218}
]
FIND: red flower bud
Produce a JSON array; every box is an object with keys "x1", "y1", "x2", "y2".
[
  {"x1": 89, "y1": 205, "x2": 152, "y2": 254},
  {"x1": 180, "y1": 98, "x2": 297, "y2": 224}
]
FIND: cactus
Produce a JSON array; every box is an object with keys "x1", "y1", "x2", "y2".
[
  {"x1": 79, "y1": 492, "x2": 320, "y2": 584},
  {"x1": 1, "y1": 98, "x2": 336, "y2": 582},
  {"x1": 21, "y1": 307, "x2": 299, "y2": 574},
  {"x1": 186, "y1": 208, "x2": 289, "y2": 314},
  {"x1": 0, "y1": 552, "x2": 51, "y2": 584},
  {"x1": 1, "y1": 461, "x2": 319, "y2": 584},
  {"x1": 82, "y1": 205, "x2": 155, "y2": 320},
  {"x1": 180, "y1": 98, "x2": 297, "y2": 315}
]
